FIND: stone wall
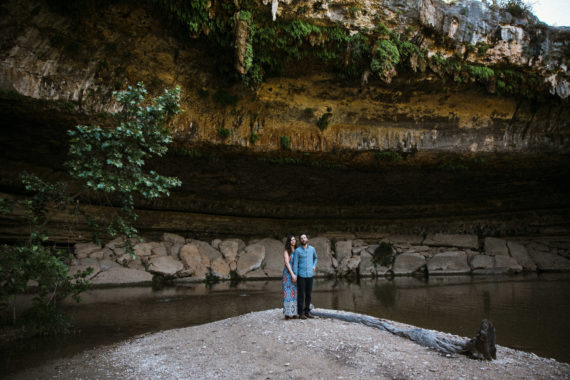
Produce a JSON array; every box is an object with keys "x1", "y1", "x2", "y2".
[{"x1": 71, "y1": 233, "x2": 570, "y2": 286}]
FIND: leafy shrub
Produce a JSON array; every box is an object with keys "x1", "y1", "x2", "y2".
[
  {"x1": 372, "y1": 242, "x2": 394, "y2": 267},
  {"x1": 495, "y1": 0, "x2": 533, "y2": 18}
]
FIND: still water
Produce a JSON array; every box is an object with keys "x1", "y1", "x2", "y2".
[{"x1": 2, "y1": 273, "x2": 569, "y2": 376}]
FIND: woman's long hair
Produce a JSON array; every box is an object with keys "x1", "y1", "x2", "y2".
[{"x1": 284, "y1": 235, "x2": 296, "y2": 254}]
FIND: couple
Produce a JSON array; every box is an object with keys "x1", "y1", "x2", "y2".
[{"x1": 282, "y1": 234, "x2": 317, "y2": 320}]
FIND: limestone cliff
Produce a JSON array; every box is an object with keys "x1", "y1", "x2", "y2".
[{"x1": 1, "y1": 0, "x2": 568, "y2": 153}]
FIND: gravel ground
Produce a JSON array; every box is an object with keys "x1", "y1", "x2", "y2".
[{"x1": 8, "y1": 309, "x2": 570, "y2": 379}]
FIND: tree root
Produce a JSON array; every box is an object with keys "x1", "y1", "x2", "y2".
[{"x1": 311, "y1": 310, "x2": 496, "y2": 360}]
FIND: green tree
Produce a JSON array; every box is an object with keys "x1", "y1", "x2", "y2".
[
  {"x1": 0, "y1": 82, "x2": 182, "y2": 334},
  {"x1": 66, "y1": 82, "x2": 182, "y2": 251}
]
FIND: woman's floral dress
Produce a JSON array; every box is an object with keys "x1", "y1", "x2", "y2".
[{"x1": 282, "y1": 252, "x2": 297, "y2": 316}]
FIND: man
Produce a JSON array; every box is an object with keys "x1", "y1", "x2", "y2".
[{"x1": 292, "y1": 233, "x2": 318, "y2": 319}]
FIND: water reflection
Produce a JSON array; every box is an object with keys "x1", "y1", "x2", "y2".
[{"x1": 1, "y1": 274, "x2": 569, "y2": 376}]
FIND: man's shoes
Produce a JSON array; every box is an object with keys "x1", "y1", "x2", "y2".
[
  {"x1": 299, "y1": 314, "x2": 307, "y2": 320},
  {"x1": 291, "y1": 315, "x2": 298, "y2": 319},
  {"x1": 305, "y1": 313, "x2": 315, "y2": 319},
  {"x1": 285, "y1": 315, "x2": 291, "y2": 320}
]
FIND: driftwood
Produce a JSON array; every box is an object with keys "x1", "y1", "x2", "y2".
[{"x1": 311, "y1": 311, "x2": 496, "y2": 360}]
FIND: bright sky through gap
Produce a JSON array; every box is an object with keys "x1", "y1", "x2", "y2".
[{"x1": 530, "y1": 0, "x2": 570, "y2": 26}]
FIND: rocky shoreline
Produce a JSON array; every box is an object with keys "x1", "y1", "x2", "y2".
[
  {"x1": 7, "y1": 309, "x2": 569, "y2": 379},
  {"x1": 69, "y1": 233, "x2": 570, "y2": 287}
]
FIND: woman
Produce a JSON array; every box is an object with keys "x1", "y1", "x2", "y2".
[{"x1": 282, "y1": 235, "x2": 298, "y2": 319}]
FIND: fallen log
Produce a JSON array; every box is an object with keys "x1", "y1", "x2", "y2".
[{"x1": 311, "y1": 310, "x2": 496, "y2": 360}]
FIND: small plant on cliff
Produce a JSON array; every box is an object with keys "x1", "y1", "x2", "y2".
[
  {"x1": 467, "y1": 65, "x2": 495, "y2": 82},
  {"x1": 249, "y1": 132, "x2": 260, "y2": 144},
  {"x1": 280, "y1": 135, "x2": 291, "y2": 150},
  {"x1": 370, "y1": 39, "x2": 400, "y2": 77},
  {"x1": 0, "y1": 82, "x2": 182, "y2": 335},
  {"x1": 218, "y1": 127, "x2": 230, "y2": 139},
  {"x1": 316, "y1": 112, "x2": 333, "y2": 131}
]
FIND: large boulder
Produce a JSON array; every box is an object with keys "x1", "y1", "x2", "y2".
[
  {"x1": 147, "y1": 256, "x2": 184, "y2": 276},
  {"x1": 255, "y1": 238, "x2": 285, "y2": 278},
  {"x1": 168, "y1": 243, "x2": 183, "y2": 258},
  {"x1": 68, "y1": 262, "x2": 100, "y2": 280},
  {"x1": 210, "y1": 257, "x2": 231, "y2": 279},
  {"x1": 494, "y1": 255, "x2": 522, "y2": 273},
  {"x1": 392, "y1": 252, "x2": 426, "y2": 275},
  {"x1": 424, "y1": 234, "x2": 478, "y2": 249},
  {"x1": 162, "y1": 233, "x2": 185, "y2": 245},
  {"x1": 359, "y1": 251, "x2": 377, "y2": 276},
  {"x1": 338, "y1": 255, "x2": 361, "y2": 276},
  {"x1": 384, "y1": 235, "x2": 424, "y2": 245},
  {"x1": 334, "y1": 240, "x2": 352, "y2": 263},
  {"x1": 74, "y1": 242, "x2": 100, "y2": 259},
  {"x1": 98, "y1": 259, "x2": 120, "y2": 271},
  {"x1": 105, "y1": 237, "x2": 139, "y2": 255},
  {"x1": 134, "y1": 242, "x2": 163, "y2": 257},
  {"x1": 427, "y1": 251, "x2": 471, "y2": 274},
  {"x1": 186, "y1": 239, "x2": 220, "y2": 263},
  {"x1": 507, "y1": 241, "x2": 536, "y2": 271},
  {"x1": 237, "y1": 243, "x2": 265, "y2": 277},
  {"x1": 527, "y1": 249, "x2": 570, "y2": 271},
  {"x1": 484, "y1": 237, "x2": 509, "y2": 256},
  {"x1": 179, "y1": 243, "x2": 210, "y2": 279},
  {"x1": 88, "y1": 248, "x2": 113, "y2": 260},
  {"x1": 90, "y1": 267, "x2": 153, "y2": 286},
  {"x1": 311, "y1": 237, "x2": 335, "y2": 276},
  {"x1": 219, "y1": 238, "x2": 245, "y2": 265},
  {"x1": 469, "y1": 255, "x2": 494, "y2": 270},
  {"x1": 243, "y1": 267, "x2": 268, "y2": 279}
]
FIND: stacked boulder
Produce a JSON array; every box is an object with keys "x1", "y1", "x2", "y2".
[{"x1": 70, "y1": 233, "x2": 570, "y2": 286}]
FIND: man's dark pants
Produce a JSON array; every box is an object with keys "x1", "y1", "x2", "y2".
[{"x1": 297, "y1": 276, "x2": 314, "y2": 315}]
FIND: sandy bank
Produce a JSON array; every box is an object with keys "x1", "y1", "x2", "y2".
[{"x1": 7, "y1": 309, "x2": 569, "y2": 379}]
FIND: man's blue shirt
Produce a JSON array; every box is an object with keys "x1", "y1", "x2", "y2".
[{"x1": 292, "y1": 245, "x2": 317, "y2": 278}]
